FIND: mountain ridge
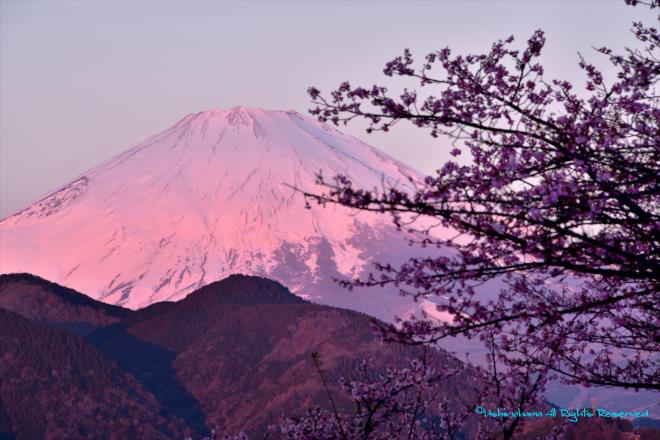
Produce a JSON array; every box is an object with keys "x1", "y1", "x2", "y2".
[{"x1": 0, "y1": 273, "x2": 129, "y2": 335}]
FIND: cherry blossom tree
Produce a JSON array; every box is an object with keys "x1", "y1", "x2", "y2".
[{"x1": 303, "y1": 3, "x2": 659, "y2": 397}]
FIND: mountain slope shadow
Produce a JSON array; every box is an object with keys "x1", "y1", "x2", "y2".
[{"x1": 87, "y1": 323, "x2": 208, "y2": 436}]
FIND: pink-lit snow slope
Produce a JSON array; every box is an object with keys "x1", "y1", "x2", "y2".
[{"x1": 0, "y1": 107, "x2": 442, "y2": 321}]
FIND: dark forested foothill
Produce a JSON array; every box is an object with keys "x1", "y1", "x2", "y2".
[{"x1": 0, "y1": 274, "x2": 473, "y2": 438}]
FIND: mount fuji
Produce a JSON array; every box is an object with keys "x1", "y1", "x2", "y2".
[{"x1": 0, "y1": 107, "x2": 443, "y2": 321}]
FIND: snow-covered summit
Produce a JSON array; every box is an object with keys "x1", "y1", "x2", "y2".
[{"x1": 0, "y1": 107, "x2": 431, "y2": 319}]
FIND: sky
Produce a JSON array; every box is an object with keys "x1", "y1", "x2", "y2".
[{"x1": 0, "y1": 0, "x2": 652, "y2": 218}]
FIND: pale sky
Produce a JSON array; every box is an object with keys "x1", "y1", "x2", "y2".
[{"x1": 0, "y1": 0, "x2": 651, "y2": 217}]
